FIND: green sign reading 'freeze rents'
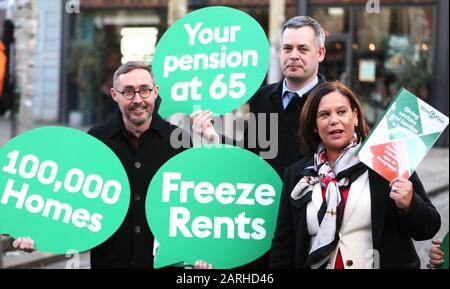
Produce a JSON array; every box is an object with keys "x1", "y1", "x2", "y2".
[
  {"x1": 146, "y1": 145, "x2": 282, "y2": 269},
  {"x1": 0, "y1": 127, "x2": 130, "y2": 254},
  {"x1": 152, "y1": 6, "x2": 270, "y2": 117}
]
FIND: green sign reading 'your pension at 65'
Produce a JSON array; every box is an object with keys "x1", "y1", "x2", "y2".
[
  {"x1": 0, "y1": 127, "x2": 130, "y2": 254},
  {"x1": 146, "y1": 145, "x2": 283, "y2": 269},
  {"x1": 152, "y1": 6, "x2": 270, "y2": 117}
]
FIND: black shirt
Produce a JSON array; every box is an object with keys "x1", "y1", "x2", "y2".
[{"x1": 88, "y1": 110, "x2": 188, "y2": 268}]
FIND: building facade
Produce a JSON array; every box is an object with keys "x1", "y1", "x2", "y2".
[{"x1": 30, "y1": 0, "x2": 448, "y2": 145}]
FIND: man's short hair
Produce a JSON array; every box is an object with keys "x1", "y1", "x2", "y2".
[
  {"x1": 113, "y1": 61, "x2": 154, "y2": 88},
  {"x1": 280, "y1": 16, "x2": 325, "y2": 49}
]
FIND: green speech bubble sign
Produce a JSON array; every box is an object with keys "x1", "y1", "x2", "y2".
[
  {"x1": 0, "y1": 127, "x2": 130, "y2": 254},
  {"x1": 152, "y1": 6, "x2": 270, "y2": 118},
  {"x1": 146, "y1": 145, "x2": 282, "y2": 269}
]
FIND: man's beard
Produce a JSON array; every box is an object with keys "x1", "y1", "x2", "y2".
[{"x1": 127, "y1": 104, "x2": 152, "y2": 126}]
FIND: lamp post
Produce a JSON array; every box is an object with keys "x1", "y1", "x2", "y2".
[
  {"x1": 10, "y1": 0, "x2": 36, "y2": 138},
  {"x1": 167, "y1": 0, "x2": 187, "y2": 27},
  {"x1": 267, "y1": 0, "x2": 285, "y2": 84}
]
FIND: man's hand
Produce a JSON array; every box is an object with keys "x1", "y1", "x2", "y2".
[
  {"x1": 190, "y1": 110, "x2": 219, "y2": 143},
  {"x1": 12, "y1": 236, "x2": 36, "y2": 253},
  {"x1": 193, "y1": 260, "x2": 213, "y2": 269}
]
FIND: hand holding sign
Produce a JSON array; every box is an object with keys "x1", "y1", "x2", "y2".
[
  {"x1": 146, "y1": 145, "x2": 282, "y2": 269},
  {"x1": 0, "y1": 127, "x2": 130, "y2": 254},
  {"x1": 153, "y1": 6, "x2": 269, "y2": 117},
  {"x1": 12, "y1": 236, "x2": 36, "y2": 253}
]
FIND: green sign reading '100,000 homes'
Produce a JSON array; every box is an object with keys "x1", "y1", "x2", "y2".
[
  {"x1": 146, "y1": 145, "x2": 282, "y2": 269},
  {"x1": 152, "y1": 6, "x2": 270, "y2": 117},
  {"x1": 0, "y1": 127, "x2": 130, "y2": 254}
]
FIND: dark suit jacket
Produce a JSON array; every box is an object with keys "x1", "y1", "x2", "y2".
[{"x1": 269, "y1": 154, "x2": 441, "y2": 269}]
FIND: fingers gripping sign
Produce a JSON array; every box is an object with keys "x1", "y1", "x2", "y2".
[
  {"x1": 190, "y1": 110, "x2": 219, "y2": 143},
  {"x1": 12, "y1": 236, "x2": 36, "y2": 253},
  {"x1": 389, "y1": 176, "x2": 413, "y2": 212}
]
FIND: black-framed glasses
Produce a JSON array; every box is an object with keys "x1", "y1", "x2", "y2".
[{"x1": 115, "y1": 87, "x2": 153, "y2": 100}]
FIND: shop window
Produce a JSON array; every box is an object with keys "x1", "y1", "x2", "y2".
[
  {"x1": 354, "y1": 7, "x2": 434, "y2": 124},
  {"x1": 311, "y1": 6, "x2": 434, "y2": 125},
  {"x1": 120, "y1": 27, "x2": 158, "y2": 64}
]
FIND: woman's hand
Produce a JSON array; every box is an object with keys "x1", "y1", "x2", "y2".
[{"x1": 389, "y1": 176, "x2": 413, "y2": 212}]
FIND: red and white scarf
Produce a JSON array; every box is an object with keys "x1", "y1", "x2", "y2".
[{"x1": 291, "y1": 139, "x2": 366, "y2": 269}]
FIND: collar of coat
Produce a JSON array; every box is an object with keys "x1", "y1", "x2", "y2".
[{"x1": 268, "y1": 73, "x2": 327, "y2": 101}]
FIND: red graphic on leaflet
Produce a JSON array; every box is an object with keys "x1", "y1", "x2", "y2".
[{"x1": 370, "y1": 140, "x2": 410, "y2": 182}]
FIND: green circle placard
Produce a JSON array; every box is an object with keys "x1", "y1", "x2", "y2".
[
  {"x1": 0, "y1": 127, "x2": 130, "y2": 254},
  {"x1": 146, "y1": 145, "x2": 282, "y2": 269},
  {"x1": 153, "y1": 6, "x2": 270, "y2": 117}
]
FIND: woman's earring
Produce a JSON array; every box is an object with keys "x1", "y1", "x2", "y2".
[{"x1": 353, "y1": 131, "x2": 358, "y2": 141}]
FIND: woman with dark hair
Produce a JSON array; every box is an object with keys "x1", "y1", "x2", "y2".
[{"x1": 269, "y1": 81, "x2": 440, "y2": 269}]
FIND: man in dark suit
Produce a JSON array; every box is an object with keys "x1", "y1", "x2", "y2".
[
  {"x1": 192, "y1": 16, "x2": 327, "y2": 268},
  {"x1": 193, "y1": 16, "x2": 326, "y2": 178}
]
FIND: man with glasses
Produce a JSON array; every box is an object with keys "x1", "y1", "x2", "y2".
[{"x1": 87, "y1": 61, "x2": 199, "y2": 268}]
